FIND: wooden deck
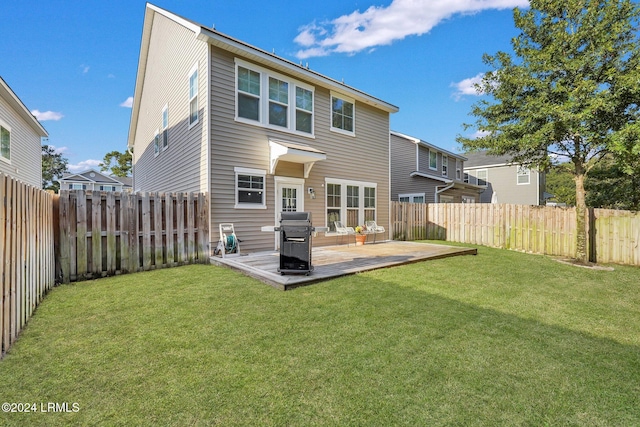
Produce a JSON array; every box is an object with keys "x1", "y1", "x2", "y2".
[{"x1": 210, "y1": 241, "x2": 477, "y2": 290}]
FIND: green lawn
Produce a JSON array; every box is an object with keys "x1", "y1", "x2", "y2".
[{"x1": 1, "y1": 243, "x2": 639, "y2": 426}]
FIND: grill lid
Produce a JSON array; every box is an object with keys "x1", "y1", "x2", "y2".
[{"x1": 280, "y1": 212, "x2": 311, "y2": 223}]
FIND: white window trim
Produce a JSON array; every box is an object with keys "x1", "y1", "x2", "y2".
[
  {"x1": 153, "y1": 129, "x2": 160, "y2": 157},
  {"x1": 399, "y1": 193, "x2": 426, "y2": 203},
  {"x1": 456, "y1": 159, "x2": 462, "y2": 180},
  {"x1": 162, "y1": 104, "x2": 169, "y2": 151},
  {"x1": 517, "y1": 166, "x2": 531, "y2": 185},
  {"x1": 324, "y1": 177, "x2": 377, "y2": 233},
  {"x1": 462, "y1": 195, "x2": 476, "y2": 203},
  {"x1": 442, "y1": 155, "x2": 448, "y2": 177},
  {"x1": 476, "y1": 169, "x2": 488, "y2": 187},
  {"x1": 0, "y1": 119, "x2": 11, "y2": 164},
  {"x1": 429, "y1": 150, "x2": 437, "y2": 170},
  {"x1": 329, "y1": 91, "x2": 356, "y2": 137},
  {"x1": 188, "y1": 63, "x2": 199, "y2": 129},
  {"x1": 234, "y1": 166, "x2": 267, "y2": 209},
  {"x1": 234, "y1": 58, "x2": 315, "y2": 138}
]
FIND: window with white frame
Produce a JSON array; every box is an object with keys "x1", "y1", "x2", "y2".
[
  {"x1": 399, "y1": 193, "x2": 425, "y2": 203},
  {"x1": 442, "y1": 155, "x2": 448, "y2": 176},
  {"x1": 462, "y1": 195, "x2": 476, "y2": 203},
  {"x1": 189, "y1": 65, "x2": 198, "y2": 126},
  {"x1": 456, "y1": 160, "x2": 462, "y2": 180},
  {"x1": 236, "y1": 60, "x2": 314, "y2": 136},
  {"x1": 330, "y1": 93, "x2": 354, "y2": 135},
  {"x1": 463, "y1": 172, "x2": 469, "y2": 183},
  {"x1": 476, "y1": 169, "x2": 488, "y2": 187},
  {"x1": 234, "y1": 167, "x2": 266, "y2": 208},
  {"x1": 429, "y1": 150, "x2": 437, "y2": 170},
  {"x1": 517, "y1": 165, "x2": 530, "y2": 185},
  {"x1": 0, "y1": 121, "x2": 10, "y2": 162},
  {"x1": 99, "y1": 185, "x2": 117, "y2": 191},
  {"x1": 153, "y1": 130, "x2": 160, "y2": 157},
  {"x1": 162, "y1": 104, "x2": 169, "y2": 149},
  {"x1": 69, "y1": 184, "x2": 86, "y2": 190},
  {"x1": 326, "y1": 179, "x2": 376, "y2": 230}
]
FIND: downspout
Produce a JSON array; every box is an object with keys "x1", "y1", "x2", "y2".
[{"x1": 435, "y1": 182, "x2": 455, "y2": 203}]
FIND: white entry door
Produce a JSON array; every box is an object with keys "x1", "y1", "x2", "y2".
[{"x1": 275, "y1": 178, "x2": 304, "y2": 248}]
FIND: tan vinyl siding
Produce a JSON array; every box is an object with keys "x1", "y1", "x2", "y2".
[
  {"x1": 132, "y1": 13, "x2": 208, "y2": 193},
  {"x1": 0, "y1": 96, "x2": 42, "y2": 188},
  {"x1": 209, "y1": 48, "x2": 390, "y2": 251},
  {"x1": 390, "y1": 133, "x2": 417, "y2": 200}
]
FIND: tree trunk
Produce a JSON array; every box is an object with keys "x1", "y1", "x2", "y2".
[{"x1": 574, "y1": 173, "x2": 588, "y2": 263}]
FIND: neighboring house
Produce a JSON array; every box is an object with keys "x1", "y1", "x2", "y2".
[
  {"x1": 0, "y1": 76, "x2": 48, "y2": 188},
  {"x1": 463, "y1": 151, "x2": 546, "y2": 205},
  {"x1": 127, "y1": 4, "x2": 399, "y2": 252},
  {"x1": 390, "y1": 131, "x2": 482, "y2": 203},
  {"x1": 59, "y1": 169, "x2": 132, "y2": 192}
]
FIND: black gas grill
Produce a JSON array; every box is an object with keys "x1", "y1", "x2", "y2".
[{"x1": 276, "y1": 212, "x2": 314, "y2": 275}]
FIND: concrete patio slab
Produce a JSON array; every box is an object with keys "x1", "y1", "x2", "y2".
[{"x1": 210, "y1": 241, "x2": 477, "y2": 290}]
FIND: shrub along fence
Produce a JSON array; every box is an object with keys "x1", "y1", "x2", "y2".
[
  {"x1": 1, "y1": 174, "x2": 55, "y2": 356},
  {"x1": 391, "y1": 201, "x2": 640, "y2": 266},
  {"x1": 55, "y1": 190, "x2": 209, "y2": 283}
]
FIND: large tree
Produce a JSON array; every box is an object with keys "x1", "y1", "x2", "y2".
[
  {"x1": 42, "y1": 144, "x2": 69, "y2": 192},
  {"x1": 458, "y1": 0, "x2": 640, "y2": 262},
  {"x1": 99, "y1": 150, "x2": 132, "y2": 178}
]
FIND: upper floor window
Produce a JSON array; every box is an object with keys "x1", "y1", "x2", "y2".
[
  {"x1": 154, "y1": 130, "x2": 160, "y2": 157},
  {"x1": 330, "y1": 93, "x2": 354, "y2": 136},
  {"x1": 162, "y1": 105, "x2": 169, "y2": 149},
  {"x1": 442, "y1": 155, "x2": 448, "y2": 177},
  {"x1": 517, "y1": 166, "x2": 530, "y2": 185},
  {"x1": 456, "y1": 160, "x2": 462, "y2": 180},
  {"x1": 0, "y1": 122, "x2": 10, "y2": 162},
  {"x1": 463, "y1": 172, "x2": 469, "y2": 183},
  {"x1": 189, "y1": 65, "x2": 198, "y2": 126},
  {"x1": 236, "y1": 59, "x2": 314, "y2": 136},
  {"x1": 429, "y1": 150, "x2": 437, "y2": 170},
  {"x1": 476, "y1": 169, "x2": 488, "y2": 187}
]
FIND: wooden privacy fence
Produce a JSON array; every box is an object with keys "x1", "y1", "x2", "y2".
[
  {"x1": 1, "y1": 174, "x2": 55, "y2": 356},
  {"x1": 55, "y1": 190, "x2": 209, "y2": 283},
  {"x1": 391, "y1": 202, "x2": 640, "y2": 266}
]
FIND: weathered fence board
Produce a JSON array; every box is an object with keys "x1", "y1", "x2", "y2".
[
  {"x1": 1, "y1": 174, "x2": 55, "y2": 357},
  {"x1": 55, "y1": 190, "x2": 209, "y2": 282},
  {"x1": 392, "y1": 202, "x2": 640, "y2": 266}
]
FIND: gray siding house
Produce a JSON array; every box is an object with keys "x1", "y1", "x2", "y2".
[
  {"x1": 390, "y1": 131, "x2": 482, "y2": 203},
  {"x1": 463, "y1": 151, "x2": 546, "y2": 205},
  {"x1": 0, "y1": 76, "x2": 48, "y2": 188},
  {"x1": 127, "y1": 4, "x2": 398, "y2": 252},
  {"x1": 59, "y1": 169, "x2": 132, "y2": 192}
]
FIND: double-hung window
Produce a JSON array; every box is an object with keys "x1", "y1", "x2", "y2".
[
  {"x1": 476, "y1": 169, "x2": 488, "y2": 187},
  {"x1": 442, "y1": 155, "x2": 448, "y2": 177},
  {"x1": 236, "y1": 60, "x2": 314, "y2": 136},
  {"x1": 189, "y1": 65, "x2": 198, "y2": 126},
  {"x1": 0, "y1": 121, "x2": 10, "y2": 162},
  {"x1": 517, "y1": 166, "x2": 530, "y2": 185},
  {"x1": 153, "y1": 129, "x2": 160, "y2": 157},
  {"x1": 234, "y1": 167, "x2": 266, "y2": 209},
  {"x1": 399, "y1": 193, "x2": 425, "y2": 203},
  {"x1": 456, "y1": 160, "x2": 462, "y2": 180},
  {"x1": 162, "y1": 105, "x2": 169, "y2": 149},
  {"x1": 330, "y1": 93, "x2": 354, "y2": 135},
  {"x1": 326, "y1": 179, "x2": 377, "y2": 230},
  {"x1": 429, "y1": 150, "x2": 437, "y2": 170}
]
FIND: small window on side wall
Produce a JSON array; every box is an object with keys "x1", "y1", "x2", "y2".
[
  {"x1": 234, "y1": 167, "x2": 266, "y2": 209},
  {"x1": 162, "y1": 105, "x2": 169, "y2": 149},
  {"x1": 330, "y1": 93, "x2": 354, "y2": 135},
  {"x1": 189, "y1": 64, "x2": 199, "y2": 126},
  {"x1": 0, "y1": 122, "x2": 11, "y2": 162}
]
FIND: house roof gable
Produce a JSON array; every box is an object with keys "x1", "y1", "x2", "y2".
[{"x1": 391, "y1": 130, "x2": 467, "y2": 161}]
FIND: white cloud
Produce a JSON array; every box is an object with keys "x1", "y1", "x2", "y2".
[
  {"x1": 68, "y1": 159, "x2": 102, "y2": 173},
  {"x1": 31, "y1": 110, "x2": 64, "y2": 121},
  {"x1": 472, "y1": 129, "x2": 491, "y2": 139},
  {"x1": 451, "y1": 73, "x2": 485, "y2": 100},
  {"x1": 294, "y1": 0, "x2": 529, "y2": 59},
  {"x1": 120, "y1": 97, "x2": 133, "y2": 108},
  {"x1": 48, "y1": 145, "x2": 70, "y2": 154},
  {"x1": 80, "y1": 64, "x2": 90, "y2": 74}
]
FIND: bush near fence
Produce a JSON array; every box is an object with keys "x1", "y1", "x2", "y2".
[
  {"x1": 391, "y1": 201, "x2": 640, "y2": 266},
  {"x1": 55, "y1": 190, "x2": 210, "y2": 283},
  {"x1": 1, "y1": 174, "x2": 55, "y2": 356}
]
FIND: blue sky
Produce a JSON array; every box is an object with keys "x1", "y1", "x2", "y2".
[{"x1": 1, "y1": 0, "x2": 527, "y2": 173}]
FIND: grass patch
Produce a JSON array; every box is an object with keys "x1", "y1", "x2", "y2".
[{"x1": 1, "y1": 244, "x2": 639, "y2": 426}]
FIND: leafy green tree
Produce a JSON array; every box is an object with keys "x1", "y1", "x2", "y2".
[
  {"x1": 546, "y1": 163, "x2": 576, "y2": 206},
  {"x1": 99, "y1": 150, "x2": 132, "y2": 177},
  {"x1": 586, "y1": 156, "x2": 640, "y2": 210},
  {"x1": 42, "y1": 144, "x2": 69, "y2": 192},
  {"x1": 458, "y1": 0, "x2": 640, "y2": 262}
]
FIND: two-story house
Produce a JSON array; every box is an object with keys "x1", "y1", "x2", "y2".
[
  {"x1": 463, "y1": 151, "x2": 546, "y2": 205},
  {"x1": 59, "y1": 169, "x2": 132, "y2": 192},
  {"x1": 390, "y1": 131, "x2": 482, "y2": 203},
  {"x1": 0, "y1": 76, "x2": 48, "y2": 188},
  {"x1": 127, "y1": 4, "x2": 399, "y2": 252}
]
